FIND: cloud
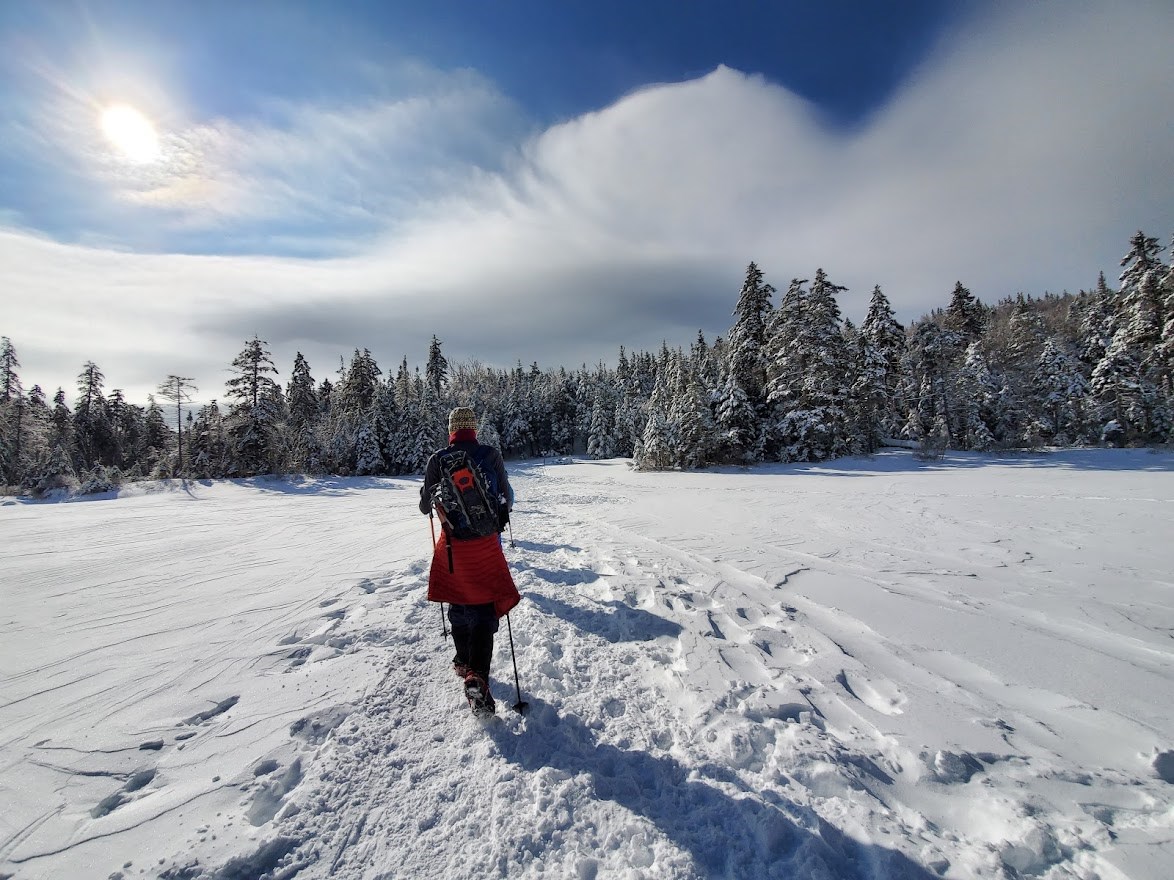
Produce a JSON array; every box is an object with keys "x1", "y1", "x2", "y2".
[
  {"x1": 1, "y1": 48, "x2": 527, "y2": 249},
  {"x1": 117, "y1": 67, "x2": 527, "y2": 236},
  {"x1": 2, "y1": 2, "x2": 1173, "y2": 405}
]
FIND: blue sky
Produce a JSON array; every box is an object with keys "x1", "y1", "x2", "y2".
[{"x1": 1, "y1": 0, "x2": 1172, "y2": 404}]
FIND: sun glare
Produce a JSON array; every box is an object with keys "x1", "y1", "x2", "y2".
[{"x1": 100, "y1": 104, "x2": 160, "y2": 162}]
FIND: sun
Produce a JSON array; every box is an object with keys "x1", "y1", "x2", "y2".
[{"x1": 100, "y1": 104, "x2": 160, "y2": 162}]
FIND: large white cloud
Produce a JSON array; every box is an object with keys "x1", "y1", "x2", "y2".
[{"x1": 2, "y1": 1, "x2": 1172, "y2": 404}]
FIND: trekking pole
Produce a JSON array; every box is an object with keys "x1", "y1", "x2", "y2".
[
  {"x1": 505, "y1": 612, "x2": 529, "y2": 714},
  {"x1": 429, "y1": 513, "x2": 449, "y2": 642}
]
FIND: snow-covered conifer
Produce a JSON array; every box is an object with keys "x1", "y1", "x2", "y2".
[
  {"x1": 944, "y1": 281, "x2": 984, "y2": 340},
  {"x1": 224, "y1": 337, "x2": 281, "y2": 475},
  {"x1": 425, "y1": 335, "x2": 448, "y2": 395},
  {"x1": 74, "y1": 361, "x2": 118, "y2": 471},
  {"x1": 771, "y1": 269, "x2": 851, "y2": 461},
  {"x1": 1, "y1": 337, "x2": 20, "y2": 404},
  {"x1": 586, "y1": 385, "x2": 617, "y2": 460},
  {"x1": 726, "y1": 262, "x2": 774, "y2": 407},
  {"x1": 1033, "y1": 338, "x2": 1088, "y2": 444},
  {"x1": 855, "y1": 285, "x2": 907, "y2": 450}
]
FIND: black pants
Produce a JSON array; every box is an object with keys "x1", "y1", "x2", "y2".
[{"x1": 448, "y1": 602, "x2": 498, "y2": 680}]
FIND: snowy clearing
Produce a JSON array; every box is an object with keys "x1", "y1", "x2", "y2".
[{"x1": 1, "y1": 449, "x2": 1172, "y2": 879}]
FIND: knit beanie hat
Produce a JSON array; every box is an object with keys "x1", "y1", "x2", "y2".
[{"x1": 448, "y1": 406, "x2": 477, "y2": 433}]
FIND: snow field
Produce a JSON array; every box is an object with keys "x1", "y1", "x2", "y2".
[{"x1": 1, "y1": 450, "x2": 1172, "y2": 879}]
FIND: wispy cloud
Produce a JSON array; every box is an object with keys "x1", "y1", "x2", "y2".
[{"x1": 2, "y1": 2, "x2": 1172, "y2": 404}]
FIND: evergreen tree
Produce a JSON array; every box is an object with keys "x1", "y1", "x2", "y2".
[
  {"x1": 286, "y1": 353, "x2": 322, "y2": 473},
  {"x1": 903, "y1": 321, "x2": 961, "y2": 447},
  {"x1": 1159, "y1": 236, "x2": 1174, "y2": 376},
  {"x1": 413, "y1": 374, "x2": 446, "y2": 472},
  {"x1": 372, "y1": 382, "x2": 399, "y2": 475},
  {"x1": 287, "y1": 353, "x2": 319, "y2": 428},
  {"x1": 856, "y1": 285, "x2": 907, "y2": 450},
  {"x1": 721, "y1": 262, "x2": 774, "y2": 461},
  {"x1": 712, "y1": 371, "x2": 756, "y2": 463},
  {"x1": 1, "y1": 337, "x2": 20, "y2": 403},
  {"x1": 15, "y1": 386, "x2": 53, "y2": 487},
  {"x1": 1077, "y1": 273, "x2": 1117, "y2": 370},
  {"x1": 51, "y1": 389, "x2": 72, "y2": 448},
  {"x1": 477, "y1": 409, "x2": 503, "y2": 452},
  {"x1": 32, "y1": 443, "x2": 78, "y2": 496},
  {"x1": 764, "y1": 277, "x2": 808, "y2": 420},
  {"x1": 0, "y1": 339, "x2": 22, "y2": 485},
  {"x1": 226, "y1": 337, "x2": 281, "y2": 410},
  {"x1": 224, "y1": 337, "x2": 281, "y2": 475},
  {"x1": 586, "y1": 384, "x2": 617, "y2": 460},
  {"x1": 672, "y1": 366, "x2": 717, "y2": 468},
  {"x1": 1033, "y1": 338, "x2": 1088, "y2": 444},
  {"x1": 772, "y1": 269, "x2": 851, "y2": 461},
  {"x1": 1118, "y1": 230, "x2": 1164, "y2": 292},
  {"x1": 944, "y1": 281, "x2": 984, "y2": 340},
  {"x1": 354, "y1": 420, "x2": 386, "y2": 475},
  {"x1": 426, "y1": 335, "x2": 448, "y2": 395},
  {"x1": 613, "y1": 363, "x2": 646, "y2": 459},
  {"x1": 500, "y1": 367, "x2": 533, "y2": 456},
  {"x1": 953, "y1": 343, "x2": 999, "y2": 450},
  {"x1": 73, "y1": 361, "x2": 113, "y2": 470},
  {"x1": 1091, "y1": 233, "x2": 1172, "y2": 443},
  {"x1": 189, "y1": 401, "x2": 228, "y2": 478},
  {"x1": 635, "y1": 358, "x2": 676, "y2": 470},
  {"x1": 142, "y1": 395, "x2": 171, "y2": 473},
  {"x1": 336, "y1": 348, "x2": 382, "y2": 416}
]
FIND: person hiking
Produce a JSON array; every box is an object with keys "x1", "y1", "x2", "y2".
[{"x1": 419, "y1": 406, "x2": 520, "y2": 716}]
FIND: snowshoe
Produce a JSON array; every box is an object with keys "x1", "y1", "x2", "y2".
[{"x1": 463, "y1": 672, "x2": 496, "y2": 717}]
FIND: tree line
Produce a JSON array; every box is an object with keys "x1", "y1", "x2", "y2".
[{"x1": 1, "y1": 229, "x2": 1170, "y2": 495}]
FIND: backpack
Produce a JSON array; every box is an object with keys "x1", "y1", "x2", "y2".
[{"x1": 431, "y1": 447, "x2": 501, "y2": 540}]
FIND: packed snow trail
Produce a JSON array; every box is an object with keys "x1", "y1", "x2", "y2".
[{"x1": 1, "y1": 450, "x2": 1172, "y2": 879}]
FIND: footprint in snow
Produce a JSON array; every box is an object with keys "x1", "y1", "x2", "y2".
[
  {"x1": 90, "y1": 768, "x2": 158, "y2": 818},
  {"x1": 836, "y1": 670, "x2": 907, "y2": 716},
  {"x1": 184, "y1": 695, "x2": 240, "y2": 725}
]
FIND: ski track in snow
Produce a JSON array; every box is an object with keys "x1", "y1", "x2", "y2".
[{"x1": 1, "y1": 452, "x2": 1172, "y2": 879}]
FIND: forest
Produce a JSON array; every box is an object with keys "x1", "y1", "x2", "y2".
[{"x1": 1, "y1": 230, "x2": 1171, "y2": 496}]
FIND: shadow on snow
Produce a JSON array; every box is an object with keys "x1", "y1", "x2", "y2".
[
  {"x1": 487, "y1": 696, "x2": 940, "y2": 879},
  {"x1": 699, "y1": 447, "x2": 1174, "y2": 477},
  {"x1": 528, "y1": 594, "x2": 683, "y2": 643}
]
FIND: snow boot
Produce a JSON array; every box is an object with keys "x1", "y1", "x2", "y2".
[{"x1": 463, "y1": 672, "x2": 496, "y2": 717}]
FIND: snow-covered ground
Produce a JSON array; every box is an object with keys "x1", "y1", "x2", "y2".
[{"x1": 2, "y1": 449, "x2": 1172, "y2": 880}]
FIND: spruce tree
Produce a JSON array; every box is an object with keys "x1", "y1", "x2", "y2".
[
  {"x1": 51, "y1": 389, "x2": 71, "y2": 448},
  {"x1": 672, "y1": 368, "x2": 717, "y2": 469},
  {"x1": 721, "y1": 262, "x2": 774, "y2": 461},
  {"x1": 1119, "y1": 230, "x2": 1164, "y2": 293},
  {"x1": 225, "y1": 337, "x2": 281, "y2": 475},
  {"x1": 635, "y1": 359, "x2": 676, "y2": 470},
  {"x1": 586, "y1": 386, "x2": 617, "y2": 460},
  {"x1": 772, "y1": 269, "x2": 851, "y2": 461},
  {"x1": 954, "y1": 343, "x2": 999, "y2": 450},
  {"x1": 944, "y1": 281, "x2": 984, "y2": 340},
  {"x1": 1033, "y1": 339, "x2": 1088, "y2": 444},
  {"x1": 727, "y1": 262, "x2": 774, "y2": 403},
  {"x1": 1, "y1": 337, "x2": 20, "y2": 404},
  {"x1": 0, "y1": 338, "x2": 22, "y2": 484},
  {"x1": 287, "y1": 353, "x2": 319, "y2": 428},
  {"x1": 426, "y1": 335, "x2": 448, "y2": 395},
  {"x1": 74, "y1": 361, "x2": 112, "y2": 470},
  {"x1": 856, "y1": 285, "x2": 907, "y2": 450}
]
